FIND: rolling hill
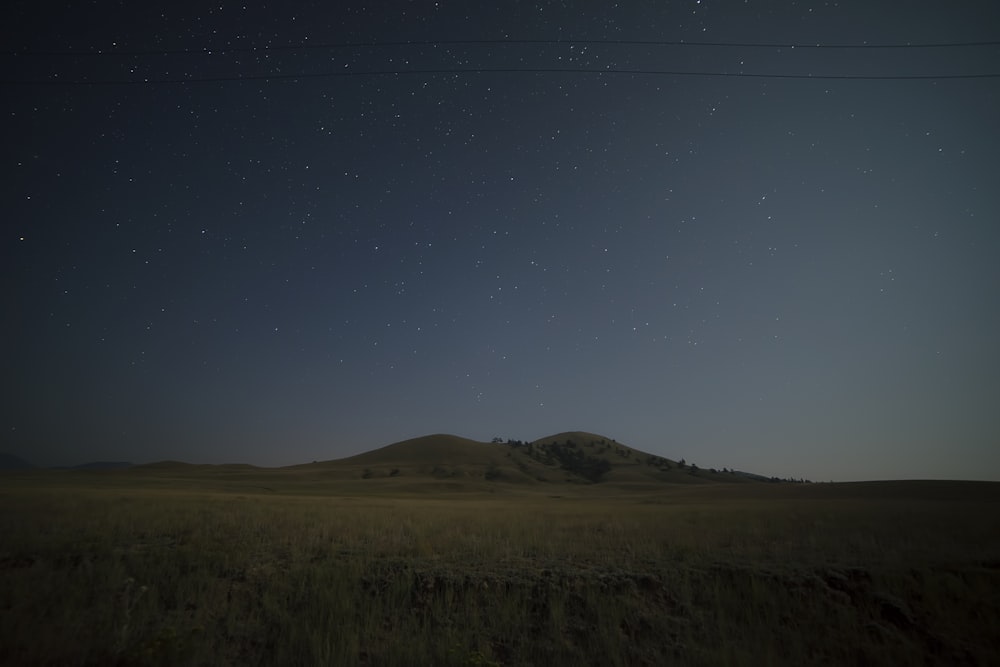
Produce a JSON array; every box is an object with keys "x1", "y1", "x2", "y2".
[
  {"x1": 287, "y1": 431, "x2": 767, "y2": 488},
  {"x1": 286, "y1": 433, "x2": 552, "y2": 485},
  {"x1": 4, "y1": 432, "x2": 788, "y2": 494},
  {"x1": 525, "y1": 431, "x2": 757, "y2": 485}
]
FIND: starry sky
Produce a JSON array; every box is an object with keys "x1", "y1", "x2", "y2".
[{"x1": 3, "y1": 2, "x2": 999, "y2": 481}]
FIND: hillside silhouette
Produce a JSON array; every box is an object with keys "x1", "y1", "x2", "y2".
[
  {"x1": 286, "y1": 431, "x2": 772, "y2": 487},
  {"x1": 8, "y1": 432, "x2": 805, "y2": 493}
]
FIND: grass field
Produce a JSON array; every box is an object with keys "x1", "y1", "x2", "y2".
[{"x1": 2, "y1": 470, "x2": 999, "y2": 666}]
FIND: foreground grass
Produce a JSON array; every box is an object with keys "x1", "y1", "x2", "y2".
[{"x1": 1, "y1": 477, "x2": 999, "y2": 666}]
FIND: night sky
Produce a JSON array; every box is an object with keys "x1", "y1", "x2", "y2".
[{"x1": 3, "y1": 2, "x2": 999, "y2": 481}]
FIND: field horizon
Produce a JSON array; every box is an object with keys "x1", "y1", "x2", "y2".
[
  {"x1": 3, "y1": 432, "x2": 999, "y2": 665},
  {"x1": 9, "y1": 429, "x2": 979, "y2": 485}
]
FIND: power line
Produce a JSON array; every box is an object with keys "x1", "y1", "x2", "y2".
[
  {"x1": 4, "y1": 66, "x2": 998, "y2": 87},
  {"x1": 4, "y1": 37, "x2": 1000, "y2": 58}
]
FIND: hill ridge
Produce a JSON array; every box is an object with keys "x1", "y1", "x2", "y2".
[
  {"x1": 297, "y1": 431, "x2": 762, "y2": 486},
  {"x1": 7, "y1": 432, "x2": 802, "y2": 488}
]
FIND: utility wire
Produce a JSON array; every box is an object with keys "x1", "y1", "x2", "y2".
[
  {"x1": 4, "y1": 37, "x2": 1000, "y2": 58},
  {"x1": 4, "y1": 66, "x2": 998, "y2": 86}
]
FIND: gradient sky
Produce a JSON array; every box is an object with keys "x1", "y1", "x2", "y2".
[{"x1": 3, "y1": 2, "x2": 999, "y2": 481}]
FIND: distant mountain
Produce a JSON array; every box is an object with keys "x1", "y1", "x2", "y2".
[
  {"x1": 48, "y1": 461, "x2": 135, "y2": 471},
  {"x1": 0, "y1": 452, "x2": 34, "y2": 470},
  {"x1": 0, "y1": 454, "x2": 136, "y2": 471},
  {"x1": 129, "y1": 461, "x2": 260, "y2": 471},
  {"x1": 67, "y1": 461, "x2": 134, "y2": 471}
]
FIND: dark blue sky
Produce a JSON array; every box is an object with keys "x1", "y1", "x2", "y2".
[{"x1": 3, "y1": 2, "x2": 999, "y2": 481}]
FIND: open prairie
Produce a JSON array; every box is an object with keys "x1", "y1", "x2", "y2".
[{"x1": 2, "y1": 469, "x2": 999, "y2": 666}]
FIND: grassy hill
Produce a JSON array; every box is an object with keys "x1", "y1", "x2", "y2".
[
  {"x1": 279, "y1": 431, "x2": 771, "y2": 491},
  {"x1": 285, "y1": 433, "x2": 555, "y2": 487},
  {"x1": 526, "y1": 431, "x2": 756, "y2": 486},
  {"x1": 1, "y1": 431, "x2": 787, "y2": 495}
]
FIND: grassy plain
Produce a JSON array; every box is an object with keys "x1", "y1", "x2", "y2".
[{"x1": 2, "y1": 470, "x2": 999, "y2": 666}]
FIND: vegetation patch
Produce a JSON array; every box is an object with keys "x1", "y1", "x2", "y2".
[{"x1": 1, "y1": 474, "x2": 998, "y2": 665}]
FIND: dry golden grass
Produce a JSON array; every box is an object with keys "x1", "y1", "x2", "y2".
[{"x1": 1, "y1": 472, "x2": 999, "y2": 665}]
